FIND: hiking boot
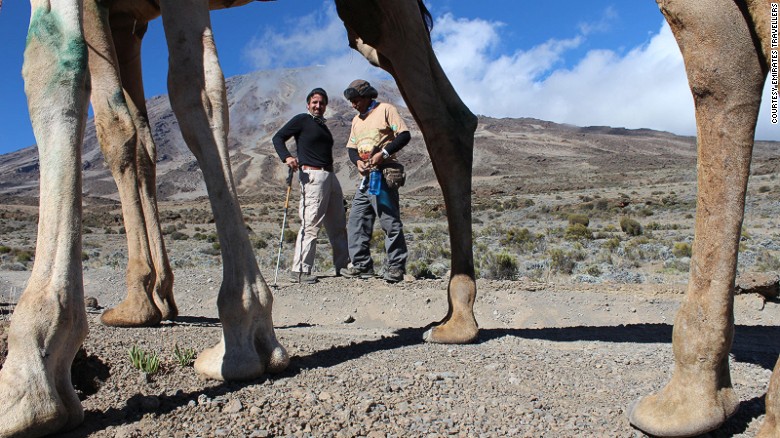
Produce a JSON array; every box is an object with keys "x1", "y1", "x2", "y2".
[
  {"x1": 290, "y1": 271, "x2": 318, "y2": 284},
  {"x1": 383, "y1": 267, "x2": 404, "y2": 283},
  {"x1": 340, "y1": 266, "x2": 375, "y2": 279}
]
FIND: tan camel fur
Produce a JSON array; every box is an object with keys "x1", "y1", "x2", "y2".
[
  {"x1": 85, "y1": 0, "x2": 270, "y2": 330},
  {"x1": 0, "y1": 0, "x2": 778, "y2": 437}
]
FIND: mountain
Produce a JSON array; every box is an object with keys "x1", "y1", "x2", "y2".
[{"x1": 1, "y1": 66, "x2": 779, "y2": 204}]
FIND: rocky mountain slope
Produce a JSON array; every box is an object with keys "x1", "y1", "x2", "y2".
[{"x1": 1, "y1": 66, "x2": 779, "y2": 203}]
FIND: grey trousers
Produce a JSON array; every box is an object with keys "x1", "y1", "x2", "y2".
[
  {"x1": 347, "y1": 178, "x2": 407, "y2": 271},
  {"x1": 292, "y1": 169, "x2": 350, "y2": 274}
]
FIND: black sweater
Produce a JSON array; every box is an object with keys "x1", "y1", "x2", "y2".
[{"x1": 272, "y1": 114, "x2": 334, "y2": 167}]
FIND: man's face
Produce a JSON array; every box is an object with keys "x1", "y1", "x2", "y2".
[
  {"x1": 307, "y1": 94, "x2": 327, "y2": 117},
  {"x1": 349, "y1": 96, "x2": 372, "y2": 114}
]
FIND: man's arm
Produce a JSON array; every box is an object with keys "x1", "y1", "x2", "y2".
[
  {"x1": 383, "y1": 131, "x2": 410, "y2": 155},
  {"x1": 272, "y1": 116, "x2": 301, "y2": 163}
]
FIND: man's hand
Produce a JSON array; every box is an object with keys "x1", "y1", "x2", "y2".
[
  {"x1": 285, "y1": 156, "x2": 299, "y2": 171},
  {"x1": 370, "y1": 150, "x2": 385, "y2": 167},
  {"x1": 356, "y1": 159, "x2": 371, "y2": 176}
]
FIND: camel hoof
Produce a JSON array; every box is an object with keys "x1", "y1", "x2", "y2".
[
  {"x1": 194, "y1": 340, "x2": 289, "y2": 381},
  {"x1": 423, "y1": 319, "x2": 478, "y2": 344},
  {"x1": 100, "y1": 302, "x2": 161, "y2": 327},
  {"x1": 628, "y1": 387, "x2": 739, "y2": 437},
  {"x1": 0, "y1": 362, "x2": 83, "y2": 437}
]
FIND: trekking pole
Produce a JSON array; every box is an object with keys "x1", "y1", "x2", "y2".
[{"x1": 273, "y1": 166, "x2": 294, "y2": 287}]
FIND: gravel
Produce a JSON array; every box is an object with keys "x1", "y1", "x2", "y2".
[{"x1": 1, "y1": 266, "x2": 779, "y2": 437}]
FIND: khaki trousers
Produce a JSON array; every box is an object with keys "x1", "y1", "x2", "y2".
[{"x1": 292, "y1": 169, "x2": 349, "y2": 274}]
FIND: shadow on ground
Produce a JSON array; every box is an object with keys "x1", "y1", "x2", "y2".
[{"x1": 61, "y1": 323, "x2": 779, "y2": 436}]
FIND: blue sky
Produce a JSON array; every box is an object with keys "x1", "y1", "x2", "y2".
[{"x1": 0, "y1": 1, "x2": 776, "y2": 155}]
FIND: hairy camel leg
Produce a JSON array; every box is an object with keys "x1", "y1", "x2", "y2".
[
  {"x1": 629, "y1": 0, "x2": 767, "y2": 436},
  {"x1": 337, "y1": 0, "x2": 479, "y2": 343},
  {"x1": 84, "y1": 2, "x2": 163, "y2": 327},
  {"x1": 159, "y1": 0, "x2": 288, "y2": 380},
  {"x1": 0, "y1": 1, "x2": 90, "y2": 436},
  {"x1": 759, "y1": 358, "x2": 780, "y2": 437},
  {"x1": 111, "y1": 10, "x2": 178, "y2": 321}
]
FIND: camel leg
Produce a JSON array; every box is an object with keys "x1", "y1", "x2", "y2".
[
  {"x1": 337, "y1": 0, "x2": 479, "y2": 343},
  {"x1": 629, "y1": 1, "x2": 768, "y2": 436},
  {"x1": 84, "y1": 2, "x2": 163, "y2": 327},
  {"x1": 759, "y1": 358, "x2": 780, "y2": 437},
  {"x1": 111, "y1": 13, "x2": 178, "y2": 322},
  {"x1": 0, "y1": 1, "x2": 90, "y2": 436},
  {"x1": 159, "y1": 0, "x2": 288, "y2": 380}
]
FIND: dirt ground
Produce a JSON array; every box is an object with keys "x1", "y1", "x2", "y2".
[{"x1": 2, "y1": 265, "x2": 779, "y2": 437}]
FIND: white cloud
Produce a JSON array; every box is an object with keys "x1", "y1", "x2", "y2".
[
  {"x1": 241, "y1": 5, "x2": 779, "y2": 141},
  {"x1": 241, "y1": 4, "x2": 388, "y2": 97},
  {"x1": 432, "y1": 16, "x2": 698, "y2": 136}
]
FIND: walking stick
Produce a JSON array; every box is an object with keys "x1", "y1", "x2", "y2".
[{"x1": 273, "y1": 166, "x2": 294, "y2": 287}]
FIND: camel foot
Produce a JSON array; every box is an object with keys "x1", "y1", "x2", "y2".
[
  {"x1": 628, "y1": 375, "x2": 739, "y2": 437},
  {"x1": 757, "y1": 420, "x2": 780, "y2": 438},
  {"x1": 423, "y1": 314, "x2": 478, "y2": 344},
  {"x1": 0, "y1": 357, "x2": 83, "y2": 437},
  {"x1": 194, "y1": 335, "x2": 288, "y2": 381},
  {"x1": 100, "y1": 292, "x2": 162, "y2": 327},
  {"x1": 153, "y1": 293, "x2": 178, "y2": 321},
  {"x1": 153, "y1": 273, "x2": 178, "y2": 321}
]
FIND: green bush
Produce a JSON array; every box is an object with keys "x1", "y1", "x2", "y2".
[
  {"x1": 15, "y1": 250, "x2": 33, "y2": 263},
  {"x1": 564, "y1": 224, "x2": 593, "y2": 241},
  {"x1": 407, "y1": 260, "x2": 435, "y2": 279},
  {"x1": 548, "y1": 248, "x2": 584, "y2": 275},
  {"x1": 756, "y1": 250, "x2": 780, "y2": 272},
  {"x1": 603, "y1": 237, "x2": 621, "y2": 251},
  {"x1": 170, "y1": 231, "x2": 189, "y2": 241},
  {"x1": 253, "y1": 236, "x2": 268, "y2": 249},
  {"x1": 480, "y1": 251, "x2": 519, "y2": 280},
  {"x1": 283, "y1": 229, "x2": 297, "y2": 244},
  {"x1": 672, "y1": 242, "x2": 692, "y2": 258},
  {"x1": 585, "y1": 265, "x2": 602, "y2": 277},
  {"x1": 619, "y1": 217, "x2": 643, "y2": 236},
  {"x1": 499, "y1": 227, "x2": 531, "y2": 246}
]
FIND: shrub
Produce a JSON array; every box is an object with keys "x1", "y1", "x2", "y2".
[
  {"x1": 0, "y1": 246, "x2": 11, "y2": 254},
  {"x1": 407, "y1": 260, "x2": 435, "y2": 279},
  {"x1": 499, "y1": 227, "x2": 532, "y2": 247},
  {"x1": 567, "y1": 214, "x2": 589, "y2": 227},
  {"x1": 756, "y1": 250, "x2": 780, "y2": 272},
  {"x1": 594, "y1": 199, "x2": 610, "y2": 211},
  {"x1": 170, "y1": 231, "x2": 189, "y2": 241},
  {"x1": 601, "y1": 238, "x2": 620, "y2": 253},
  {"x1": 15, "y1": 250, "x2": 33, "y2": 263},
  {"x1": 758, "y1": 185, "x2": 771, "y2": 193},
  {"x1": 564, "y1": 224, "x2": 593, "y2": 241},
  {"x1": 549, "y1": 248, "x2": 585, "y2": 275},
  {"x1": 620, "y1": 217, "x2": 643, "y2": 236},
  {"x1": 283, "y1": 229, "x2": 297, "y2": 244},
  {"x1": 480, "y1": 251, "x2": 519, "y2": 280},
  {"x1": 252, "y1": 236, "x2": 268, "y2": 249},
  {"x1": 585, "y1": 265, "x2": 602, "y2": 277},
  {"x1": 672, "y1": 242, "x2": 692, "y2": 258}
]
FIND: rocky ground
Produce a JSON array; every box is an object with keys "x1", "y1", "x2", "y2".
[{"x1": 2, "y1": 266, "x2": 779, "y2": 437}]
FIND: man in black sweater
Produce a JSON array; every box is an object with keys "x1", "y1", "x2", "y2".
[{"x1": 272, "y1": 88, "x2": 349, "y2": 284}]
